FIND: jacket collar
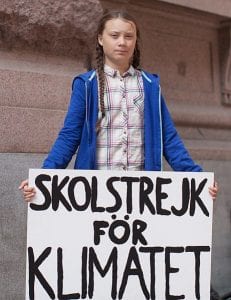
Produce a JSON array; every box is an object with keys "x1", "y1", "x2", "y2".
[{"x1": 104, "y1": 64, "x2": 136, "y2": 78}]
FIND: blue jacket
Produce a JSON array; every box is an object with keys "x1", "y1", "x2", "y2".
[{"x1": 43, "y1": 70, "x2": 202, "y2": 172}]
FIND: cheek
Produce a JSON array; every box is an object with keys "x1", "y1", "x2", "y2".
[
  {"x1": 103, "y1": 39, "x2": 114, "y2": 50},
  {"x1": 129, "y1": 42, "x2": 136, "y2": 54},
  {"x1": 103, "y1": 43, "x2": 113, "y2": 53}
]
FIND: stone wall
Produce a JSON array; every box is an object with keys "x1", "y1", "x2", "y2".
[{"x1": 0, "y1": 0, "x2": 230, "y2": 298}]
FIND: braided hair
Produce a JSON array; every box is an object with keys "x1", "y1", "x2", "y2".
[{"x1": 95, "y1": 10, "x2": 141, "y2": 119}]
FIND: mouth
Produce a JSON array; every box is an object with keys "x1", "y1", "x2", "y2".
[
  {"x1": 115, "y1": 50, "x2": 128, "y2": 54},
  {"x1": 115, "y1": 49, "x2": 128, "y2": 53}
]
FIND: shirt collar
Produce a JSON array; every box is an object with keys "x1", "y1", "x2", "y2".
[{"x1": 104, "y1": 64, "x2": 136, "y2": 78}]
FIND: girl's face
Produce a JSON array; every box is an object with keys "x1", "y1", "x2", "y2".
[{"x1": 98, "y1": 18, "x2": 137, "y2": 71}]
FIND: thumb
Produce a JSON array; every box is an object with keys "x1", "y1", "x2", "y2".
[{"x1": 19, "y1": 179, "x2": 28, "y2": 190}]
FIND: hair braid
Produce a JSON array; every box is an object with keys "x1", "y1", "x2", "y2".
[
  {"x1": 96, "y1": 43, "x2": 105, "y2": 118},
  {"x1": 132, "y1": 41, "x2": 141, "y2": 69}
]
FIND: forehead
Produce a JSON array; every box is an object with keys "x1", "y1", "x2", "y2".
[{"x1": 104, "y1": 18, "x2": 136, "y2": 33}]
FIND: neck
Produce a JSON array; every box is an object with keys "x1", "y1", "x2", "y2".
[
  {"x1": 105, "y1": 61, "x2": 130, "y2": 75},
  {"x1": 117, "y1": 65, "x2": 130, "y2": 75}
]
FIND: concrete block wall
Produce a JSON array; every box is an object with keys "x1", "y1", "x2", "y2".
[{"x1": 0, "y1": 50, "x2": 84, "y2": 153}]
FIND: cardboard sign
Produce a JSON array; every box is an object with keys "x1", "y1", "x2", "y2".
[{"x1": 25, "y1": 169, "x2": 213, "y2": 300}]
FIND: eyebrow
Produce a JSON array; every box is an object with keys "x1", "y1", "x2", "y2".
[{"x1": 108, "y1": 30, "x2": 135, "y2": 34}]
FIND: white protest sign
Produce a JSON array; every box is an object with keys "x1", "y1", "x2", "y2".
[{"x1": 25, "y1": 169, "x2": 213, "y2": 300}]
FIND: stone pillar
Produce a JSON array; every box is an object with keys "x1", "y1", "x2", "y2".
[
  {"x1": 0, "y1": 1, "x2": 103, "y2": 299},
  {"x1": 0, "y1": 0, "x2": 103, "y2": 153}
]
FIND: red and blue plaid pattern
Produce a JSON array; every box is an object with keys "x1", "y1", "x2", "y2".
[{"x1": 96, "y1": 64, "x2": 144, "y2": 170}]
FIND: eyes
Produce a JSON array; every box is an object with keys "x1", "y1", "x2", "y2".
[{"x1": 110, "y1": 33, "x2": 134, "y2": 40}]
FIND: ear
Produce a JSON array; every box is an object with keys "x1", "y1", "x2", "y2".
[{"x1": 98, "y1": 35, "x2": 103, "y2": 46}]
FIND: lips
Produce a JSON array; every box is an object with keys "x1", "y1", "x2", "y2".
[{"x1": 115, "y1": 50, "x2": 128, "y2": 54}]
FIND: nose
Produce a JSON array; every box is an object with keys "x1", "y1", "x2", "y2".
[{"x1": 118, "y1": 36, "x2": 126, "y2": 46}]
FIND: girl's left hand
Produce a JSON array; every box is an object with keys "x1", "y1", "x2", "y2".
[{"x1": 209, "y1": 181, "x2": 218, "y2": 200}]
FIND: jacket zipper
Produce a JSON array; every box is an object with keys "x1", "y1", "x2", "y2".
[{"x1": 159, "y1": 85, "x2": 163, "y2": 171}]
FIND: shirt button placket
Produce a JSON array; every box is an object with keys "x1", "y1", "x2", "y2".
[{"x1": 120, "y1": 76, "x2": 128, "y2": 170}]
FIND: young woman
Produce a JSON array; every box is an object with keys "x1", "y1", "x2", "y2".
[{"x1": 19, "y1": 10, "x2": 218, "y2": 200}]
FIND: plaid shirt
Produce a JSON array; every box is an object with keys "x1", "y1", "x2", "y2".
[{"x1": 96, "y1": 64, "x2": 144, "y2": 170}]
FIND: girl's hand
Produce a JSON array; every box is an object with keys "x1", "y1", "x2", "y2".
[
  {"x1": 19, "y1": 179, "x2": 36, "y2": 202},
  {"x1": 209, "y1": 181, "x2": 218, "y2": 201}
]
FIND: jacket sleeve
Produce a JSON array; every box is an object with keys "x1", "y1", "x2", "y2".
[
  {"x1": 161, "y1": 95, "x2": 202, "y2": 172},
  {"x1": 42, "y1": 77, "x2": 86, "y2": 169}
]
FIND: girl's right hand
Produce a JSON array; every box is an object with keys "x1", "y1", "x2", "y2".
[{"x1": 19, "y1": 179, "x2": 36, "y2": 202}]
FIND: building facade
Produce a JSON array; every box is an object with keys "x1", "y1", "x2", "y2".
[{"x1": 0, "y1": 0, "x2": 230, "y2": 298}]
